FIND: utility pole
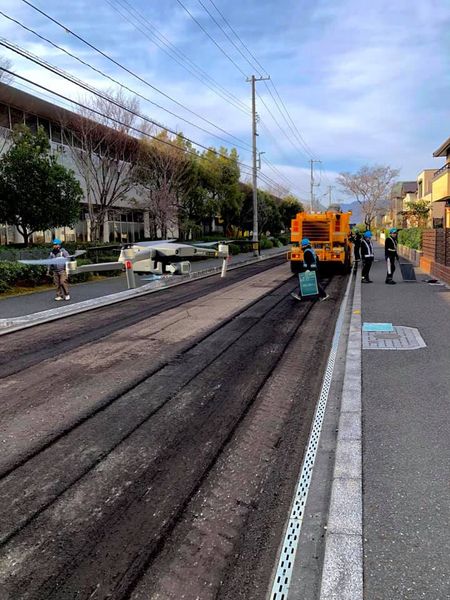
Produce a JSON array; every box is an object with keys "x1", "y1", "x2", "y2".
[
  {"x1": 327, "y1": 185, "x2": 334, "y2": 207},
  {"x1": 309, "y1": 159, "x2": 321, "y2": 212},
  {"x1": 247, "y1": 74, "x2": 270, "y2": 256}
]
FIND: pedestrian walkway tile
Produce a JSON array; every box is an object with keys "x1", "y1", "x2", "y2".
[{"x1": 363, "y1": 326, "x2": 426, "y2": 350}]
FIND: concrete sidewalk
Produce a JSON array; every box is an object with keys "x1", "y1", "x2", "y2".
[
  {"x1": 0, "y1": 246, "x2": 288, "y2": 320},
  {"x1": 361, "y1": 248, "x2": 450, "y2": 599}
]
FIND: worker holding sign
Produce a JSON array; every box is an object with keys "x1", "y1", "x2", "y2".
[{"x1": 291, "y1": 238, "x2": 330, "y2": 302}]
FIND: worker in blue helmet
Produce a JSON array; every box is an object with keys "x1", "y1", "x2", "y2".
[
  {"x1": 360, "y1": 230, "x2": 374, "y2": 283},
  {"x1": 291, "y1": 238, "x2": 330, "y2": 301},
  {"x1": 385, "y1": 228, "x2": 399, "y2": 284},
  {"x1": 48, "y1": 238, "x2": 71, "y2": 300}
]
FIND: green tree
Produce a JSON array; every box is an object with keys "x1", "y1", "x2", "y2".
[
  {"x1": 0, "y1": 126, "x2": 82, "y2": 245},
  {"x1": 401, "y1": 199, "x2": 430, "y2": 228},
  {"x1": 200, "y1": 147, "x2": 243, "y2": 235},
  {"x1": 279, "y1": 194, "x2": 303, "y2": 230}
]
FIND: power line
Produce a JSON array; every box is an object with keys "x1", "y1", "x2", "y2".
[
  {"x1": 206, "y1": 0, "x2": 269, "y2": 77},
  {"x1": 196, "y1": 0, "x2": 263, "y2": 77},
  {"x1": 174, "y1": 0, "x2": 320, "y2": 186},
  {"x1": 263, "y1": 80, "x2": 313, "y2": 159},
  {"x1": 0, "y1": 37, "x2": 253, "y2": 157},
  {"x1": 174, "y1": 0, "x2": 248, "y2": 78},
  {"x1": 14, "y1": 0, "x2": 293, "y2": 194},
  {"x1": 266, "y1": 79, "x2": 316, "y2": 158},
  {"x1": 104, "y1": 0, "x2": 250, "y2": 114},
  {"x1": 200, "y1": 0, "x2": 316, "y2": 161},
  {"x1": 257, "y1": 91, "x2": 310, "y2": 162},
  {"x1": 17, "y1": 0, "x2": 250, "y2": 148},
  {"x1": 0, "y1": 12, "x2": 252, "y2": 153},
  {"x1": 2, "y1": 66, "x2": 291, "y2": 195}
]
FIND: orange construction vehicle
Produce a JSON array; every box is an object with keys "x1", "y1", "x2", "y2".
[{"x1": 288, "y1": 210, "x2": 353, "y2": 273}]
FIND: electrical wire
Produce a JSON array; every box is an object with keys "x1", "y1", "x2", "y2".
[
  {"x1": 0, "y1": 13, "x2": 252, "y2": 152},
  {"x1": 104, "y1": 0, "x2": 250, "y2": 114},
  {"x1": 17, "y1": 0, "x2": 250, "y2": 148},
  {"x1": 196, "y1": 0, "x2": 263, "y2": 77},
  {"x1": 206, "y1": 0, "x2": 269, "y2": 77},
  {"x1": 1, "y1": 65, "x2": 292, "y2": 195},
  {"x1": 174, "y1": 0, "x2": 248, "y2": 78},
  {"x1": 0, "y1": 38, "x2": 254, "y2": 157},
  {"x1": 202, "y1": 0, "x2": 316, "y2": 161}
]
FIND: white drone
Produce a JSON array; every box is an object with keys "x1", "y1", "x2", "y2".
[{"x1": 19, "y1": 240, "x2": 230, "y2": 286}]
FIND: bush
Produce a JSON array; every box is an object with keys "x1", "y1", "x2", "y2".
[
  {"x1": 398, "y1": 228, "x2": 423, "y2": 250},
  {"x1": 0, "y1": 261, "x2": 47, "y2": 292},
  {"x1": 275, "y1": 234, "x2": 290, "y2": 246},
  {"x1": 228, "y1": 243, "x2": 241, "y2": 255},
  {"x1": 260, "y1": 237, "x2": 274, "y2": 250}
]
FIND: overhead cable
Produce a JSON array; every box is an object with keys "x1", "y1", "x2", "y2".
[
  {"x1": 104, "y1": 0, "x2": 250, "y2": 114},
  {"x1": 17, "y1": 0, "x2": 250, "y2": 148}
]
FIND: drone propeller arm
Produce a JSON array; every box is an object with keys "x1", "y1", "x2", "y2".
[{"x1": 68, "y1": 261, "x2": 124, "y2": 274}]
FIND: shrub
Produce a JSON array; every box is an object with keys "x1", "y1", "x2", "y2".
[
  {"x1": 260, "y1": 237, "x2": 274, "y2": 250},
  {"x1": 0, "y1": 261, "x2": 47, "y2": 292},
  {"x1": 398, "y1": 228, "x2": 423, "y2": 250},
  {"x1": 228, "y1": 243, "x2": 241, "y2": 255}
]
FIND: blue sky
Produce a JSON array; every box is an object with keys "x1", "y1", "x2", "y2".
[{"x1": 1, "y1": 0, "x2": 450, "y2": 203}]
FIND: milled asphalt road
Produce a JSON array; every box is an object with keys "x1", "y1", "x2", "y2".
[
  {"x1": 362, "y1": 249, "x2": 450, "y2": 600},
  {"x1": 0, "y1": 247, "x2": 288, "y2": 319}
]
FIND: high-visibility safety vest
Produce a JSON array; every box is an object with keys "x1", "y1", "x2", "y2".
[
  {"x1": 361, "y1": 239, "x2": 374, "y2": 258},
  {"x1": 303, "y1": 247, "x2": 318, "y2": 270}
]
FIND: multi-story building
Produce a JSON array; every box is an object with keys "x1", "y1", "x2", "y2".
[
  {"x1": 0, "y1": 82, "x2": 151, "y2": 245},
  {"x1": 432, "y1": 137, "x2": 450, "y2": 228},
  {"x1": 387, "y1": 181, "x2": 418, "y2": 228}
]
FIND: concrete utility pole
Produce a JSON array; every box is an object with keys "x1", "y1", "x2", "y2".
[
  {"x1": 247, "y1": 74, "x2": 270, "y2": 256},
  {"x1": 328, "y1": 185, "x2": 334, "y2": 207},
  {"x1": 309, "y1": 159, "x2": 321, "y2": 212}
]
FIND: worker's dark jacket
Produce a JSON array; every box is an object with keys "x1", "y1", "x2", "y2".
[
  {"x1": 384, "y1": 236, "x2": 398, "y2": 260},
  {"x1": 360, "y1": 239, "x2": 374, "y2": 259},
  {"x1": 302, "y1": 247, "x2": 318, "y2": 271}
]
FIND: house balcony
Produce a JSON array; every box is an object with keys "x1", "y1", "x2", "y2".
[{"x1": 432, "y1": 163, "x2": 450, "y2": 201}]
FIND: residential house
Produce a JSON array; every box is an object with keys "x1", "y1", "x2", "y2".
[{"x1": 432, "y1": 137, "x2": 450, "y2": 228}]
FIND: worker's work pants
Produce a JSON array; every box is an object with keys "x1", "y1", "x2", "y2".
[
  {"x1": 361, "y1": 257, "x2": 373, "y2": 280},
  {"x1": 386, "y1": 256, "x2": 396, "y2": 282},
  {"x1": 53, "y1": 271, "x2": 69, "y2": 297}
]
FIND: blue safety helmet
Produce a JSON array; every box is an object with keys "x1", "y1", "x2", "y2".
[
  {"x1": 52, "y1": 238, "x2": 62, "y2": 245},
  {"x1": 389, "y1": 228, "x2": 398, "y2": 234},
  {"x1": 301, "y1": 238, "x2": 310, "y2": 247},
  {"x1": 363, "y1": 231, "x2": 372, "y2": 238}
]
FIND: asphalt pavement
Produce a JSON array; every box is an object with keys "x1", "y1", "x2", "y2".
[
  {"x1": 0, "y1": 246, "x2": 288, "y2": 319},
  {"x1": 362, "y1": 248, "x2": 450, "y2": 600}
]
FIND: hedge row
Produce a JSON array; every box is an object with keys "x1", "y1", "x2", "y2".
[{"x1": 398, "y1": 228, "x2": 423, "y2": 250}]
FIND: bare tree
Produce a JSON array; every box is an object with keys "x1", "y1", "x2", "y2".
[
  {"x1": 64, "y1": 90, "x2": 141, "y2": 241},
  {"x1": 136, "y1": 131, "x2": 194, "y2": 239},
  {"x1": 337, "y1": 165, "x2": 399, "y2": 229},
  {"x1": 0, "y1": 56, "x2": 14, "y2": 84}
]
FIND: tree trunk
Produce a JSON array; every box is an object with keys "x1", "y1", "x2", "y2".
[{"x1": 17, "y1": 225, "x2": 30, "y2": 246}]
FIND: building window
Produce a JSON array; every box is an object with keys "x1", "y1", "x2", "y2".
[
  {"x1": 0, "y1": 103, "x2": 10, "y2": 129},
  {"x1": 24, "y1": 113, "x2": 38, "y2": 133},
  {"x1": 38, "y1": 117, "x2": 50, "y2": 138},
  {"x1": 51, "y1": 123, "x2": 62, "y2": 143},
  {"x1": 10, "y1": 107, "x2": 24, "y2": 127}
]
